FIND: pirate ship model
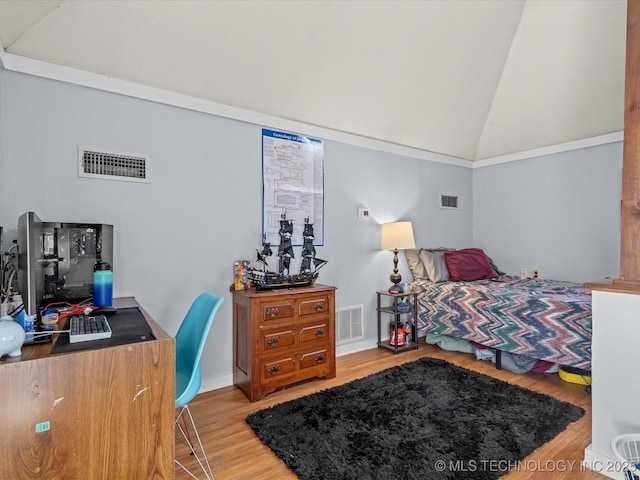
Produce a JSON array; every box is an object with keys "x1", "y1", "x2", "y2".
[{"x1": 248, "y1": 214, "x2": 327, "y2": 290}]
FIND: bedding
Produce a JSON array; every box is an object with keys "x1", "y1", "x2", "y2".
[{"x1": 414, "y1": 275, "x2": 592, "y2": 370}]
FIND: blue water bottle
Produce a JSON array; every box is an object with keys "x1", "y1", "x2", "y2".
[{"x1": 93, "y1": 262, "x2": 113, "y2": 307}]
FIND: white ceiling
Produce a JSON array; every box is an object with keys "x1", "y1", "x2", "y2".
[{"x1": 0, "y1": 0, "x2": 628, "y2": 161}]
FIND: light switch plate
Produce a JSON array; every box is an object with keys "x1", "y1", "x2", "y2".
[{"x1": 358, "y1": 207, "x2": 370, "y2": 220}]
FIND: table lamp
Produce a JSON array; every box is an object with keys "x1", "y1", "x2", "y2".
[{"x1": 380, "y1": 221, "x2": 415, "y2": 293}]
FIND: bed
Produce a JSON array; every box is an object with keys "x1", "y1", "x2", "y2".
[{"x1": 405, "y1": 247, "x2": 592, "y2": 371}]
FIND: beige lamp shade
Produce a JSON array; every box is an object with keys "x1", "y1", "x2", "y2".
[
  {"x1": 380, "y1": 221, "x2": 415, "y2": 293},
  {"x1": 380, "y1": 221, "x2": 416, "y2": 251}
]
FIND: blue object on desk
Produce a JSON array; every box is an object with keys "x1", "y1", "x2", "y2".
[{"x1": 93, "y1": 262, "x2": 113, "y2": 307}]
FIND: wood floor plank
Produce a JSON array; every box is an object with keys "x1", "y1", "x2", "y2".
[{"x1": 176, "y1": 344, "x2": 606, "y2": 479}]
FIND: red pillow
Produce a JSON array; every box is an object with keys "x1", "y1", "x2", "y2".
[{"x1": 444, "y1": 248, "x2": 497, "y2": 282}]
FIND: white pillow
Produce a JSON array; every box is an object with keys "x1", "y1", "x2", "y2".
[
  {"x1": 404, "y1": 249, "x2": 428, "y2": 280},
  {"x1": 419, "y1": 248, "x2": 452, "y2": 282}
]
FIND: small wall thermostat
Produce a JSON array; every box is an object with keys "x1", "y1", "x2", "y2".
[{"x1": 358, "y1": 207, "x2": 370, "y2": 220}]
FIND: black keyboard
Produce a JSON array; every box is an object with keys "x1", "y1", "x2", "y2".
[{"x1": 69, "y1": 315, "x2": 112, "y2": 343}]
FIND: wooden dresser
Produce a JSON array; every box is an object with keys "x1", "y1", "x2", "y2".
[{"x1": 232, "y1": 283, "x2": 336, "y2": 401}]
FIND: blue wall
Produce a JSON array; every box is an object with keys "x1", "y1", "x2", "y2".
[
  {"x1": 0, "y1": 69, "x2": 622, "y2": 389},
  {"x1": 0, "y1": 70, "x2": 474, "y2": 388},
  {"x1": 472, "y1": 144, "x2": 622, "y2": 283}
]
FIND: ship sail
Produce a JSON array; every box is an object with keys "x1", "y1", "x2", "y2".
[
  {"x1": 299, "y1": 217, "x2": 316, "y2": 273},
  {"x1": 277, "y1": 216, "x2": 295, "y2": 275},
  {"x1": 255, "y1": 234, "x2": 272, "y2": 271},
  {"x1": 248, "y1": 213, "x2": 327, "y2": 290}
]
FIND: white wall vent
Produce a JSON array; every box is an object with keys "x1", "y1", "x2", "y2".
[
  {"x1": 79, "y1": 147, "x2": 150, "y2": 183},
  {"x1": 440, "y1": 194, "x2": 459, "y2": 209},
  {"x1": 336, "y1": 305, "x2": 364, "y2": 345}
]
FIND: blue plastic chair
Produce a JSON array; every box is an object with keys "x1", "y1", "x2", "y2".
[{"x1": 174, "y1": 292, "x2": 224, "y2": 480}]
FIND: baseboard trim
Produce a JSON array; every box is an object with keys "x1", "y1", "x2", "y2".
[
  {"x1": 336, "y1": 339, "x2": 378, "y2": 357},
  {"x1": 200, "y1": 373, "x2": 234, "y2": 394}
]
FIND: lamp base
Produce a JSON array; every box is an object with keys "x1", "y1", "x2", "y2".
[{"x1": 389, "y1": 270, "x2": 402, "y2": 294}]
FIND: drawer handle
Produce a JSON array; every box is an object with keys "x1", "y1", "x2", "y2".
[
  {"x1": 268, "y1": 365, "x2": 281, "y2": 376},
  {"x1": 314, "y1": 328, "x2": 325, "y2": 337},
  {"x1": 313, "y1": 302, "x2": 325, "y2": 312},
  {"x1": 266, "y1": 307, "x2": 280, "y2": 318},
  {"x1": 315, "y1": 354, "x2": 326, "y2": 363},
  {"x1": 266, "y1": 337, "x2": 280, "y2": 347}
]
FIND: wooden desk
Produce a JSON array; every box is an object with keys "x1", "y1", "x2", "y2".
[{"x1": 0, "y1": 297, "x2": 175, "y2": 479}]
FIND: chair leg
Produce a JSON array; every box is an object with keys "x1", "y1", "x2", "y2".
[{"x1": 175, "y1": 404, "x2": 215, "y2": 480}]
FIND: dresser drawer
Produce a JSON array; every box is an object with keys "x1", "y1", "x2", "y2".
[
  {"x1": 260, "y1": 328, "x2": 296, "y2": 354},
  {"x1": 261, "y1": 300, "x2": 295, "y2": 323},
  {"x1": 298, "y1": 321, "x2": 329, "y2": 344},
  {"x1": 298, "y1": 295, "x2": 330, "y2": 317},
  {"x1": 299, "y1": 348, "x2": 329, "y2": 371},
  {"x1": 262, "y1": 356, "x2": 296, "y2": 382}
]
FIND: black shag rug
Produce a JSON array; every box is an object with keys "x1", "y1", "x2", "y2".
[{"x1": 246, "y1": 357, "x2": 584, "y2": 480}]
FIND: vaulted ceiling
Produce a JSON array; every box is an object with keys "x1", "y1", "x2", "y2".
[{"x1": 0, "y1": 0, "x2": 628, "y2": 161}]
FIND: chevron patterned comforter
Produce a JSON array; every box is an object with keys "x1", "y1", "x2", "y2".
[{"x1": 414, "y1": 276, "x2": 592, "y2": 369}]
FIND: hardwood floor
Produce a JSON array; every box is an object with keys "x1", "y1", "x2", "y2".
[{"x1": 176, "y1": 344, "x2": 607, "y2": 480}]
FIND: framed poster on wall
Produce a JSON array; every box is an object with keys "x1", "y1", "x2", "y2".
[{"x1": 262, "y1": 128, "x2": 325, "y2": 246}]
